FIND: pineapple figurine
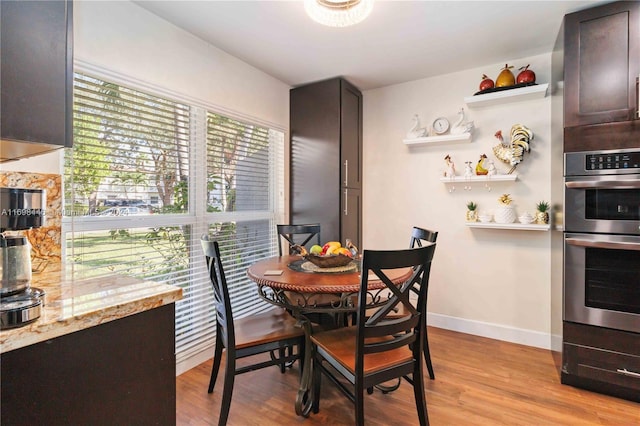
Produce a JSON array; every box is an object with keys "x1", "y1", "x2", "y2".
[
  {"x1": 466, "y1": 201, "x2": 478, "y2": 222},
  {"x1": 536, "y1": 201, "x2": 550, "y2": 224},
  {"x1": 494, "y1": 194, "x2": 516, "y2": 223}
]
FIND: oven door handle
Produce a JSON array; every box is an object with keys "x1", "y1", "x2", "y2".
[
  {"x1": 566, "y1": 237, "x2": 640, "y2": 251},
  {"x1": 565, "y1": 180, "x2": 640, "y2": 189}
]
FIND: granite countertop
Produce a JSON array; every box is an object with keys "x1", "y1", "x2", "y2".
[{"x1": 0, "y1": 263, "x2": 183, "y2": 353}]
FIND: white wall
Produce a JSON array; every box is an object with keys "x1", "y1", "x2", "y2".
[{"x1": 363, "y1": 54, "x2": 561, "y2": 350}]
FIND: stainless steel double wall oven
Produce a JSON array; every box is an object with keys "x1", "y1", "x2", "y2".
[{"x1": 562, "y1": 148, "x2": 640, "y2": 401}]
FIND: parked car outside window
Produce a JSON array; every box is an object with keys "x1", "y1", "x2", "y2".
[{"x1": 96, "y1": 207, "x2": 151, "y2": 216}]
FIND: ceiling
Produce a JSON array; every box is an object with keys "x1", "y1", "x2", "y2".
[{"x1": 133, "y1": 0, "x2": 605, "y2": 91}]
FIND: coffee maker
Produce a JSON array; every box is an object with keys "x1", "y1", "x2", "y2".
[{"x1": 0, "y1": 187, "x2": 46, "y2": 329}]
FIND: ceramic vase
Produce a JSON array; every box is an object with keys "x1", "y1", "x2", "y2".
[
  {"x1": 466, "y1": 210, "x2": 478, "y2": 222},
  {"x1": 536, "y1": 211, "x2": 549, "y2": 224},
  {"x1": 494, "y1": 206, "x2": 516, "y2": 224}
]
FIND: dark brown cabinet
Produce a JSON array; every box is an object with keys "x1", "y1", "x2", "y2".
[
  {"x1": 563, "y1": 1, "x2": 639, "y2": 152},
  {"x1": 562, "y1": 322, "x2": 640, "y2": 403},
  {"x1": 290, "y1": 77, "x2": 363, "y2": 249},
  {"x1": 0, "y1": 0, "x2": 73, "y2": 162},
  {"x1": 1, "y1": 305, "x2": 177, "y2": 425}
]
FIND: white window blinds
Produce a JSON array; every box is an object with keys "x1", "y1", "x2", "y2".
[{"x1": 64, "y1": 71, "x2": 285, "y2": 368}]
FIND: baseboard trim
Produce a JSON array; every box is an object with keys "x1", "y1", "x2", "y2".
[
  {"x1": 428, "y1": 312, "x2": 562, "y2": 352},
  {"x1": 177, "y1": 314, "x2": 563, "y2": 376}
]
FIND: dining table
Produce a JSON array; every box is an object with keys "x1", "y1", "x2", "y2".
[{"x1": 247, "y1": 254, "x2": 413, "y2": 417}]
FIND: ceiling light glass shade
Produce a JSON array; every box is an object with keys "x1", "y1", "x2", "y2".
[{"x1": 304, "y1": 0, "x2": 374, "y2": 28}]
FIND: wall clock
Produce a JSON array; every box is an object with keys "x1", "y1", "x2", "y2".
[{"x1": 432, "y1": 117, "x2": 450, "y2": 135}]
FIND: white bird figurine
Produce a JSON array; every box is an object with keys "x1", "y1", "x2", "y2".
[
  {"x1": 406, "y1": 114, "x2": 428, "y2": 139},
  {"x1": 450, "y1": 108, "x2": 474, "y2": 134}
]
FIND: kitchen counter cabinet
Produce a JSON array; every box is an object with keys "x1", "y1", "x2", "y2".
[{"x1": 0, "y1": 264, "x2": 182, "y2": 425}]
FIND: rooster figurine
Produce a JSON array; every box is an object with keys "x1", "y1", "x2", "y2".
[{"x1": 492, "y1": 124, "x2": 533, "y2": 174}]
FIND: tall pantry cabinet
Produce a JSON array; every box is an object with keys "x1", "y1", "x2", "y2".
[{"x1": 290, "y1": 77, "x2": 363, "y2": 250}]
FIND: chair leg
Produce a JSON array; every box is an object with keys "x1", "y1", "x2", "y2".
[
  {"x1": 278, "y1": 347, "x2": 286, "y2": 373},
  {"x1": 355, "y1": 378, "x2": 365, "y2": 426},
  {"x1": 208, "y1": 333, "x2": 224, "y2": 393},
  {"x1": 218, "y1": 351, "x2": 236, "y2": 426},
  {"x1": 412, "y1": 362, "x2": 430, "y2": 426},
  {"x1": 424, "y1": 329, "x2": 435, "y2": 380}
]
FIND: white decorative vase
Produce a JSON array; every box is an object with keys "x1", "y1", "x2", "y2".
[{"x1": 494, "y1": 206, "x2": 516, "y2": 224}]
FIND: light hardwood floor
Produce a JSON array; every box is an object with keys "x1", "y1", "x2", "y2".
[{"x1": 176, "y1": 327, "x2": 640, "y2": 425}]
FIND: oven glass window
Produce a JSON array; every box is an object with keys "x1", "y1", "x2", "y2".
[
  {"x1": 585, "y1": 247, "x2": 640, "y2": 314},
  {"x1": 585, "y1": 189, "x2": 640, "y2": 221}
]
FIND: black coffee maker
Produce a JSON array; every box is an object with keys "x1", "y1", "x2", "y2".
[{"x1": 0, "y1": 187, "x2": 46, "y2": 329}]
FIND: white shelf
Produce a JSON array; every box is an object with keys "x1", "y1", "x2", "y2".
[
  {"x1": 440, "y1": 174, "x2": 517, "y2": 183},
  {"x1": 466, "y1": 222, "x2": 550, "y2": 231},
  {"x1": 464, "y1": 83, "x2": 549, "y2": 108},
  {"x1": 403, "y1": 132, "x2": 471, "y2": 146}
]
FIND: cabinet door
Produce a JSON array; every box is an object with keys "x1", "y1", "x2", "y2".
[
  {"x1": 341, "y1": 187, "x2": 362, "y2": 250},
  {"x1": 290, "y1": 79, "x2": 341, "y2": 243},
  {"x1": 564, "y1": 1, "x2": 639, "y2": 128},
  {"x1": 0, "y1": 0, "x2": 73, "y2": 151},
  {"x1": 341, "y1": 81, "x2": 363, "y2": 189}
]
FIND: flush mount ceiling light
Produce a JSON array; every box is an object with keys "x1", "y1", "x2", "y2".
[{"x1": 304, "y1": 0, "x2": 374, "y2": 28}]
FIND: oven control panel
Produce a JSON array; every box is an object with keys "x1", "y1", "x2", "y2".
[{"x1": 586, "y1": 151, "x2": 640, "y2": 171}]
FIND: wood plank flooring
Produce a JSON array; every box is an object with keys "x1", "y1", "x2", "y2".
[{"x1": 176, "y1": 327, "x2": 640, "y2": 425}]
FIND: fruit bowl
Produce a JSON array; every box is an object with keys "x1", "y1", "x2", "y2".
[
  {"x1": 303, "y1": 253, "x2": 354, "y2": 268},
  {"x1": 290, "y1": 244, "x2": 355, "y2": 268}
]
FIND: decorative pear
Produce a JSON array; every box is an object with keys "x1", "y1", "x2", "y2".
[{"x1": 496, "y1": 64, "x2": 515, "y2": 87}]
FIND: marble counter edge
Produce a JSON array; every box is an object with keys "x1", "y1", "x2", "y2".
[{"x1": 1, "y1": 284, "x2": 182, "y2": 353}]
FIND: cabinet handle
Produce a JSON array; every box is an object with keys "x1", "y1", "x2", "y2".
[
  {"x1": 636, "y1": 76, "x2": 639, "y2": 119},
  {"x1": 344, "y1": 160, "x2": 349, "y2": 186},
  {"x1": 617, "y1": 368, "x2": 640, "y2": 379},
  {"x1": 344, "y1": 189, "x2": 348, "y2": 216}
]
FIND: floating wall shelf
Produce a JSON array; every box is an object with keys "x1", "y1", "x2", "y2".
[
  {"x1": 403, "y1": 132, "x2": 471, "y2": 147},
  {"x1": 440, "y1": 174, "x2": 517, "y2": 183},
  {"x1": 466, "y1": 222, "x2": 550, "y2": 231},
  {"x1": 464, "y1": 83, "x2": 549, "y2": 108}
]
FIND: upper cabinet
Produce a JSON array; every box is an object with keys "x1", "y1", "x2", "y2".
[
  {"x1": 563, "y1": 1, "x2": 639, "y2": 151},
  {"x1": 0, "y1": 0, "x2": 74, "y2": 162}
]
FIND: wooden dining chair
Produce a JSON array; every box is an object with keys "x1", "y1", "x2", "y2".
[
  {"x1": 410, "y1": 226, "x2": 438, "y2": 380},
  {"x1": 311, "y1": 244, "x2": 437, "y2": 426},
  {"x1": 200, "y1": 236, "x2": 305, "y2": 426},
  {"x1": 277, "y1": 223, "x2": 321, "y2": 256}
]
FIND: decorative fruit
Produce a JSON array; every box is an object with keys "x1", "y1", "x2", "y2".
[
  {"x1": 516, "y1": 64, "x2": 536, "y2": 84},
  {"x1": 321, "y1": 241, "x2": 341, "y2": 255},
  {"x1": 479, "y1": 74, "x2": 494, "y2": 91},
  {"x1": 336, "y1": 247, "x2": 353, "y2": 258},
  {"x1": 495, "y1": 64, "x2": 515, "y2": 87},
  {"x1": 309, "y1": 244, "x2": 322, "y2": 255}
]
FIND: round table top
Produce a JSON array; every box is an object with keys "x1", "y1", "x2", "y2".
[{"x1": 247, "y1": 255, "x2": 413, "y2": 294}]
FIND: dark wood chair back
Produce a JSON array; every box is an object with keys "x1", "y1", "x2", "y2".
[
  {"x1": 410, "y1": 226, "x2": 438, "y2": 247},
  {"x1": 311, "y1": 244, "x2": 436, "y2": 425},
  {"x1": 277, "y1": 223, "x2": 321, "y2": 255},
  {"x1": 409, "y1": 226, "x2": 438, "y2": 380},
  {"x1": 200, "y1": 235, "x2": 304, "y2": 426}
]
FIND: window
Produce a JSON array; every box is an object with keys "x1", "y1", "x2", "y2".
[{"x1": 64, "y1": 72, "x2": 285, "y2": 368}]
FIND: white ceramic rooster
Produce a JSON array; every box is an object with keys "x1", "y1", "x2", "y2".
[{"x1": 492, "y1": 124, "x2": 533, "y2": 173}]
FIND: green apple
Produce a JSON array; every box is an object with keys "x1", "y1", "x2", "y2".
[{"x1": 309, "y1": 244, "x2": 322, "y2": 255}]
